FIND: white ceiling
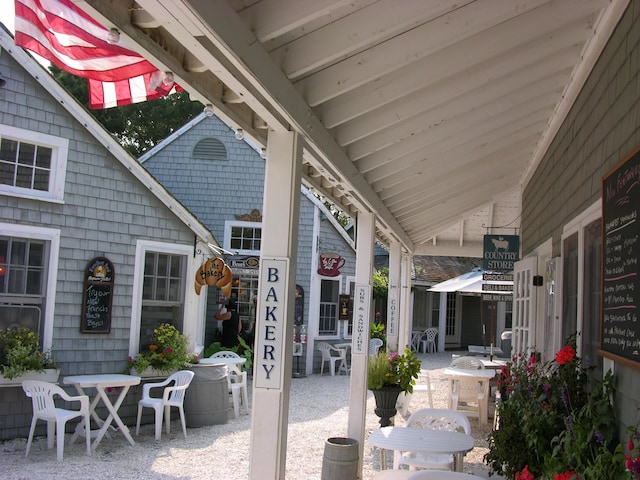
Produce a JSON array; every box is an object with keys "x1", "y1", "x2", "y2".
[{"x1": 78, "y1": 0, "x2": 628, "y2": 256}]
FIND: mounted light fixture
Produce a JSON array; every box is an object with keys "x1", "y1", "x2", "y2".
[
  {"x1": 260, "y1": 148, "x2": 267, "y2": 159},
  {"x1": 203, "y1": 104, "x2": 214, "y2": 117},
  {"x1": 163, "y1": 72, "x2": 174, "y2": 86},
  {"x1": 235, "y1": 128, "x2": 244, "y2": 140},
  {"x1": 106, "y1": 28, "x2": 120, "y2": 44}
]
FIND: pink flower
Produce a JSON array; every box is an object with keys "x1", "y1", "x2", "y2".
[
  {"x1": 555, "y1": 345, "x2": 576, "y2": 365},
  {"x1": 553, "y1": 472, "x2": 577, "y2": 480},
  {"x1": 166, "y1": 347, "x2": 173, "y2": 354},
  {"x1": 388, "y1": 352, "x2": 398, "y2": 362},
  {"x1": 515, "y1": 465, "x2": 534, "y2": 480}
]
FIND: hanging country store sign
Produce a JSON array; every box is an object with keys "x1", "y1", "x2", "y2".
[{"x1": 483, "y1": 235, "x2": 520, "y2": 272}]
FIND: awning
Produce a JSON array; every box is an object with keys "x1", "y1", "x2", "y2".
[{"x1": 428, "y1": 268, "x2": 484, "y2": 292}]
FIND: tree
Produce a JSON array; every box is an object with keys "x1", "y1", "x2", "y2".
[{"x1": 49, "y1": 66, "x2": 204, "y2": 157}]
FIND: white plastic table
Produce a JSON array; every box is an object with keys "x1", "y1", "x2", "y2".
[
  {"x1": 334, "y1": 342, "x2": 351, "y2": 374},
  {"x1": 368, "y1": 426, "x2": 474, "y2": 471},
  {"x1": 442, "y1": 368, "x2": 496, "y2": 426},
  {"x1": 63, "y1": 373, "x2": 140, "y2": 449},
  {"x1": 199, "y1": 357, "x2": 246, "y2": 366}
]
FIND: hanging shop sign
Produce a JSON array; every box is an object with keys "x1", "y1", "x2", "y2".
[
  {"x1": 482, "y1": 235, "x2": 520, "y2": 271},
  {"x1": 194, "y1": 257, "x2": 233, "y2": 296},
  {"x1": 317, "y1": 252, "x2": 346, "y2": 277}
]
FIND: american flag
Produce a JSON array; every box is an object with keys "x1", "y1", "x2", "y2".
[{"x1": 14, "y1": 0, "x2": 181, "y2": 109}]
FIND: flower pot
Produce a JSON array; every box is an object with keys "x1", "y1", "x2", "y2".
[
  {"x1": 371, "y1": 386, "x2": 403, "y2": 427},
  {"x1": 130, "y1": 368, "x2": 177, "y2": 378},
  {"x1": 0, "y1": 368, "x2": 60, "y2": 387}
]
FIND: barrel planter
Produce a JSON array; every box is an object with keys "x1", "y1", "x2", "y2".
[
  {"x1": 321, "y1": 437, "x2": 359, "y2": 480},
  {"x1": 184, "y1": 363, "x2": 228, "y2": 427}
]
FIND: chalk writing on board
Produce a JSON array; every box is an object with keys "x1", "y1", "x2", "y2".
[
  {"x1": 601, "y1": 145, "x2": 640, "y2": 365},
  {"x1": 81, "y1": 257, "x2": 114, "y2": 333}
]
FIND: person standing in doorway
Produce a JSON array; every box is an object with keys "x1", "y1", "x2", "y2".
[{"x1": 215, "y1": 298, "x2": 242, "y2": 348}]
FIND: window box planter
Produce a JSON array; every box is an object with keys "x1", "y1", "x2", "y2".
[{"x1": 0, "y1": 368, "x2": 61, "y2": 387}]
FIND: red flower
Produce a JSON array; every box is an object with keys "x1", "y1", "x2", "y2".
[
  {"x1": 553, "y1": 472, "x2": 576, "y2": 480},
  {"x1": 555, "y1": 345, "x2": 576, "y2": 365},
  {"x1": 515, "y1": 465, "x2": 534, "y2": 480}
]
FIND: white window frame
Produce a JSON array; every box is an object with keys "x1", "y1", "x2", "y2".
[
  {"x1": 340, "y1": 276, "x2": 355, "y2": 339},
  {"x1": 224, "y1": 220, "x2": 262, "y2": 255},
  {"x1": 129, "y1": 240, "x2": 203, "y2": 356},
  {"x1": 0, "y1": 125, "x2": 69, "y2": 203},
  {"x1": 561, "y1": 200, "x2": 600, "y2": 357},
  {"x1": 316, "y1": 276, "x2": 343, "y2": 339},
  {"x1": 0, "y1": 222, "x2": 60, "y2": 351}
]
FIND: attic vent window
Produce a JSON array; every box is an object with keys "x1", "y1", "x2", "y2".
[{"x1": 192, "y1": 137, "x2": 226, "y2": 161}]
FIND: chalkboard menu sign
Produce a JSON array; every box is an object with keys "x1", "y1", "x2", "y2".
[
  {"x1": 81, "y1": 257, "x2": 114, "y2": 333},
  {"x1": 601, "y1": 144, "x2": 640, "y2": 369}
]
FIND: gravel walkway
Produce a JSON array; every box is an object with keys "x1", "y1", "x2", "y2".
[{"x1": 0, "y1": 351, "x2": 506, "y2": 479}]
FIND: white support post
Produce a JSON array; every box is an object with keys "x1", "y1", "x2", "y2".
[
  {"x1": 249, "y1": 131, "x2": 301, "y2": 480},
  {"x1": 386, "y1": 241, "x2": 401, "y2": 351},
  {"x1": 347, "y1": 210, "x2": 375, "y2": 478},
  {"x1": 399, "y1": 253, "x2": 413, "y2": 351}
]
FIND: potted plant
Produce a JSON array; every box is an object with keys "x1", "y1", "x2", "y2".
[
  {"x1": 485, "y1": 336, "x2": 626, "y2": 480},
  {"x1": 368, "y1": 347, "x2": 420, "y2": 426},
  {"x1": 0, "y1": 327, "x2": 59, "y2": 385},
  {"x1": 127, "y1": 323, "x2": 195, "y2": 377}
]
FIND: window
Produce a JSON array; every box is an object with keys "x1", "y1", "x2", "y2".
[
  {"x1": 0, "y1": 223, "x2": 59, "y2": 352},
  {"x1": 234, "y1": 275, "x2": 259, "y2": 332},
  {"x1": 445, "y1": 293, "x2": 456, "y2": 336},
  {"x1": 582, "y1": 219, "x2": 602, "y2": 376},
  {"x1": 318, "y1": 279, "x2": 339, "y2": 336},
  {"x1": 340, "y1": 279, "x2": 355, "y2": 338},
  {"x1": 224, "y1": 221, "x2": 262, "y2": 255},
  {"x1": 562, "y1": 202, "x2": 602, "y2": 379},
  {"x1": 139, "y1": 252, "x2": 186, "y2": 349},
  {"x1": 0, "y1": 125, "x2": 68, "y2": 202}
]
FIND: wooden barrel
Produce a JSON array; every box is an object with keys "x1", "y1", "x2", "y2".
[
  {"x1": 184, "y1": 364, "x2": 228, "y2": 427},
  {"x1": 321, "y1": 437, "x2": 359, "y2": 480}
]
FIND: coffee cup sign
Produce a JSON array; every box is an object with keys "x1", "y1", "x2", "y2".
[{"x1": 318, "y1": 252, "x2": 346, "y2": 277}]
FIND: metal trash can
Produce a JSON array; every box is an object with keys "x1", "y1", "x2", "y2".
[
  {"x1": 500, "y1": 330, "x2": 512, "y2": 358},
  {"x1": 184, "y1": 363, "x2": 228, "y2": 427},
  {"x1": 321, "y1": 437, "x2": 359, "y2": 480}
]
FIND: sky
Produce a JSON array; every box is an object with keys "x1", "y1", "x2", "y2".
[{"x1": 1, "y1": 2, "x2": 15, "y2": 33}]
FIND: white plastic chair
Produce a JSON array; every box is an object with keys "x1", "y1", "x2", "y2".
[
  {"x1": 393, "y1": 408, "x2": 471, "y2": 471},
  {"x1": 399, "y1": 371, "x2": 434, "y2": 416},
  {"x1": 449, "y1": 356, "x2": 485, "y2": 370},
  {"x1": 420, "y1": 328, "x2": 438, "y2": 353},
  {"x1": 22, "y1": 380, "x2": 91, "y2": 461},
  {"x1": 407, "y1": 471, "x2": 485, "y2": 480},
  {"x1": 209, "y1": 351, "x2": 249, "y2": 418},
  {"x1": 136, "y1": 370, "x2": 194, "y2": 441},
  {"x1": 448, "y1": 356, "x2": 487, "y2": 423},
  {"x1": 369, "y1": 338, "x2": 384, "y2": 356},
  {"x1": 316, "y1": 342, "x2": 347, "y2": 376}
]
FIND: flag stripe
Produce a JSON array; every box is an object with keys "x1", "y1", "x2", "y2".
[{"x1": 14, "y1": 0, "x2": 183, "y2": 109}]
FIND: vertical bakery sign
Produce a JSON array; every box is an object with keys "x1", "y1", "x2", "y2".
[
  {"x1": 601, "y1": 144, "x2": 640, "y2": 368},
  {"x1": 81, "y1": 257, "x2": 114, "y2": 333}
]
